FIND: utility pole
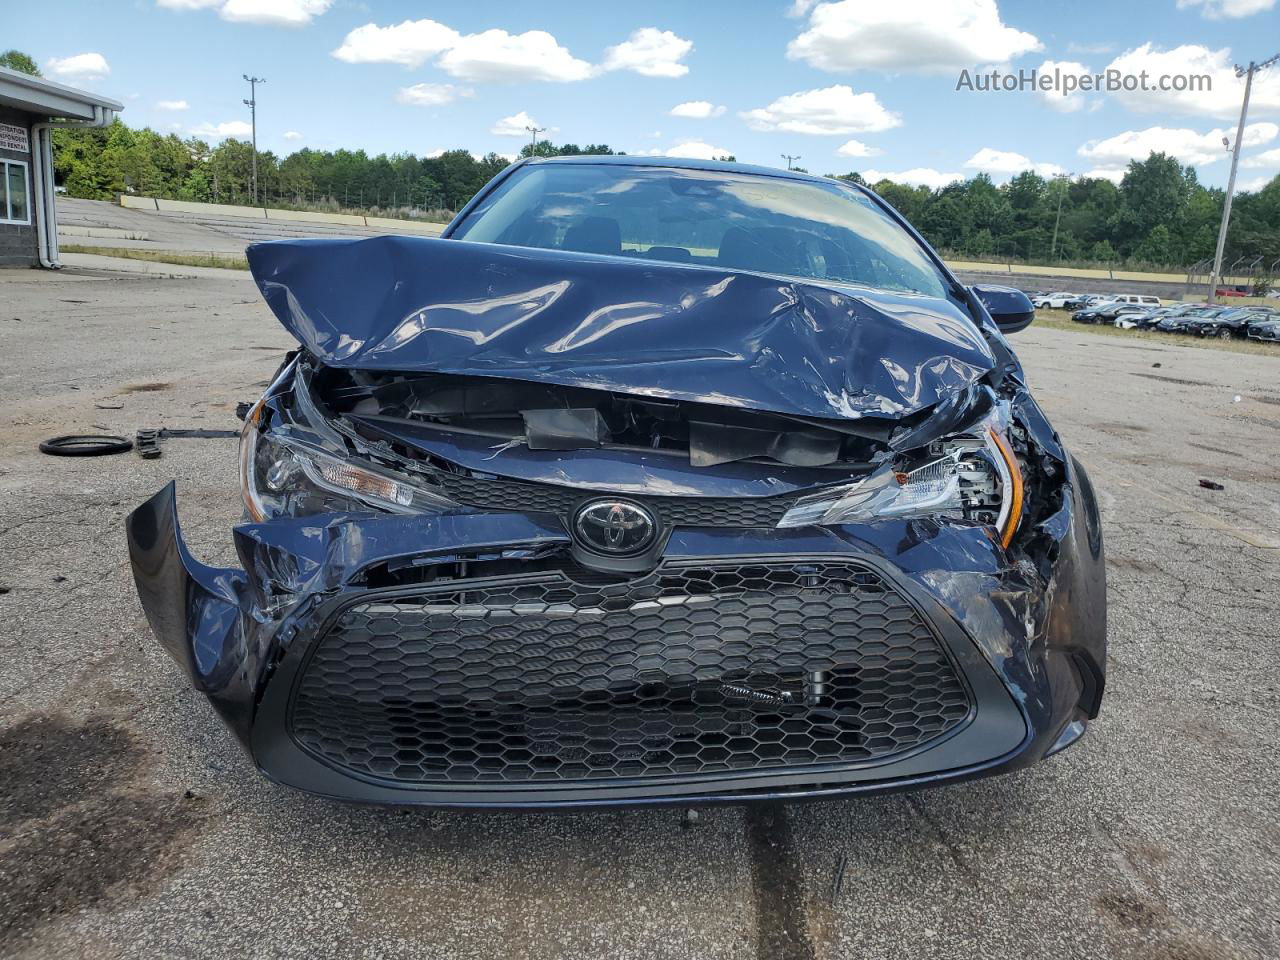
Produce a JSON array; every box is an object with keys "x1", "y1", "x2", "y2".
[
  {"x1": 525, "y1": 125, "x2": 546, "y2": 155},
  {"x1": 1207, "y1": 53, "x2": 1278, "y2": 303},
  {"x1": 1050, "y1": 173, "x2": 1071, "y2": 260},
  {"x1": 782, "y1": 153, "x2": 801, "y2": 171},
  {"x1": 243, "y1": 74, "x2": 265, "y2": 204}
]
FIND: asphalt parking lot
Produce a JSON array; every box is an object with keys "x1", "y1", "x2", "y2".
[{"x1": 1, "y1": 268, "x2": 1277, "y2": 960}]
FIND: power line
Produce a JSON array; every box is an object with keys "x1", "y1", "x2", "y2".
[
  {"x1": 243, "y1": 74, "x2": 266, "y2": 205},
  {"x1": 525, "y1": 125, "x2": 546, "y2": 154},
  {"x1": 781, "y1": 153, "x2": 801, "y2": 171},
  {"x1": 1207, "y1": 52, "x2": 1278, "y2": 303}
]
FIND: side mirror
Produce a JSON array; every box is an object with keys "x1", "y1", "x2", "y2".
[{"x1": 971, "y1": 284, "x2": 1035, "y2": 335}]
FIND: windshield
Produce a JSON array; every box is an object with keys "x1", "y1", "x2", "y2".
[{"x1": 450, "y1": 163, "x2": 950, "y2": 299}]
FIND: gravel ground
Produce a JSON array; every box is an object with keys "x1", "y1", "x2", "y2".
[{"x1": 0, "y1": 269, "x2": 1277, "y2": 960}]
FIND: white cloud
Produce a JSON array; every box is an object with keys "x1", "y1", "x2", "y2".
[
  {"x1": 334, "y1": 19, "x2": 692, "y2": 84},
  {"x1": 741, "y1": 85, "x2": 901, "y2": 135},
  {"x1": 491, "y1": 111, "x2": 549, "y2": 137},
  {"x1": 1078, "y1": 122, "x2": 1279, "y2": 167},
  {"x1": 1242, "y1": 147, "x2": 1280, "y2": 168},
  {"x1": 601, "y1": 28, "x2": 693, "y2": 78},
  {"x1": 1103, "y1": 44, "x2": 1280, "y2": 120},
  {"x1": 788, "y1": 0, "x2": 1041, "y2": 74},
  {"x1": 156, "y1": 0, "x2": 332, "y2": 26},
  {"x1": 156, "y1": 99, "x2": 189, "y2": 111},
  {"x1": 396, "y1": 83, "x2": 472, "y2": 106},
  {"x1": 670, "y1": 100, "x2": 725, "y2": 119},
  {"x1": 860, "y1": 168, "x2": 966, "y2": 188},
  {"x1": 789, "y1": 0, "x2": 819, "y2": 15},
  {"x1": 218, "y1": 0, "x2": 332, "y2": 26},
  {"x1": 437, "y1": 29, "x2": 594, "y2": 82},
  {"x1": 1237, "y1": 174, "x2": 1277, "y2": 191},
  {"x1": 1036, "y1": 60, "x2": 1095, "y2": 113},
  {"x1": 1176, "y1": 0, "x2": 1276, "y2": 19},
  {"x1": 965, "y1": 147, "x2": 1064, "y2": 177},
  {"x1": 283, "y1": 130, "x2": 303, "y2": 141},
  {"x1": 644, "y1": 141, "x2": 735, "y2": 160},
  {"x1": 332, "y1": 19, "x2": 460, "y2": 67},
  {"x1": 966, "y1": 148, "x2": 1030, "y2": 172},
  {"x1": 1083, "y1": 167, "x2": 1126, "y2": 184},
  {"x1": 190, "y1": 120, "x2": 253, "y2": 139},
  {"x1": 45, "y1": 53, "x2": 111, "y2": 81},
  {"x1": 835, "y1": 139, "x2": 880, "y2": 158}
]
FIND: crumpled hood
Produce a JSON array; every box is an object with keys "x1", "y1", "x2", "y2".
[{"x1": 246, "y1": 235, "x2": 995, "y2": 422}]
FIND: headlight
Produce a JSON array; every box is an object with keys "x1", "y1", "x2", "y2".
[
  {"x1": 239, "y1": 403, "x2": 454, "y2": 521},
  {"x1": 777, "y1": 426, "x2": 1024, "y2": 547}
]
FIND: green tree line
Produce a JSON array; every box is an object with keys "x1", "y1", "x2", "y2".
[
  {"x1": 834, "y1": 158, "x2": 1279, "y2": 273},
  {"x1": 48, "y1": 122, "x2": 627, "y2": 217},
  {"x1": 50, "y1": 120, "x2": 528, "y2": 215}
]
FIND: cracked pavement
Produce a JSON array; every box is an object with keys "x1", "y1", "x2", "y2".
[{"x1": 0, "y1": 271, "x2": 1277, "y2": 960}]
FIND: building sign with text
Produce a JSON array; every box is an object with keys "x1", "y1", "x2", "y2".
[{"x1": 0, "y1": 122, "x2": 30, "y2": 153}]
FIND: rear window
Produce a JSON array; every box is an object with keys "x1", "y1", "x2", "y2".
[{"x1": 451, "y1": 163, "x2": 950, "y2": 299}]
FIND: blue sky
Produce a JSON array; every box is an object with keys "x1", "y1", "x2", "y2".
[{"x1": 11, "y1": 0, "x2": 1280, "y2": 189}]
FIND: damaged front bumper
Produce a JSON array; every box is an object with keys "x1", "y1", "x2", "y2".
[{"x1": 127, "y1": 455, "x2": 1106, "y2": 808}]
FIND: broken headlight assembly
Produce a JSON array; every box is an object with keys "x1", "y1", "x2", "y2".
[
  {"x1": 239, "y1": 404, "x2": 454, "y2": 521},
  {"x1": 777, "y1": 425, "x2": 1024, "y2": 547}
]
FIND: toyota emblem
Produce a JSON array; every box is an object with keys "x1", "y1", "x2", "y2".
[{"x1": 573, "y1": 499, "x2": 657, "y2": 555}]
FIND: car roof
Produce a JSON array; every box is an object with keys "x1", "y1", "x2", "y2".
[{"x1": 521, "y1": 153, "x2": 841, "y2": 187}]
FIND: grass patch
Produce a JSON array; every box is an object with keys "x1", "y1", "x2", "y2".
[
  {"x1": 1034, "y1": 309, "x2": 1280, "y2": 357},
  {"x1": 60, "y1": 245, "x2": 249, "y2": 270}
]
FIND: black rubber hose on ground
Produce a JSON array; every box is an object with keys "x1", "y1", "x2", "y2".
[{"x1": 38, "y1": 434, "x2": 135, "y2": 456}]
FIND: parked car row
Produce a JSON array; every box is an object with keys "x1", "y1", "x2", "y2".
[
  {"x1": 1076, "y1": 301, "x2": 1280, "y2": 340},
  {"x1": 1030, "y1": 291, "x2": 1161, "y2": 310},
  {"x1": 1022, "y1": 287, "x2": 1280, "y2": 342}
]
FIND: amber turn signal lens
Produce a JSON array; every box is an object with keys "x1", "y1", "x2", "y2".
[{"x1": 989, "y1": 428, "x2": 1023, "y2": 548}]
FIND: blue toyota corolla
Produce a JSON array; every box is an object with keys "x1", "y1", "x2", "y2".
[{"x1": 127, "y1": 156, "x2": 1106, "y2": 807}]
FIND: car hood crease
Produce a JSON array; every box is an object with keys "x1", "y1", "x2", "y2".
[{"x1": 246, "y1": 235, "x2": 996, "y2": 423}]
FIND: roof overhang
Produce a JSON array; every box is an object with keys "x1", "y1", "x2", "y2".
[{"x1": 0, "y1": 65, "x2": 123, "y2": 122}]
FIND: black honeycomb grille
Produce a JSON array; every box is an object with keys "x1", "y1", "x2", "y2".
[
  {"x1": 429, "y1": 469, "x2": 800, "y2": 527},
  {"x1": 289, "y1": 559, "x2": 971, "y2": 785}
]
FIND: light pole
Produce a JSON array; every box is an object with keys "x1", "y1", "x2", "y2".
[
  {"x1": 782, "y1": 153, "x2": 801, "y2": 171},
  {"x1": 1207, "y1": 53, "x2": 1278, "y2": 303},
  {"x1": 1050, "y1": 173, "x2": 1072, "y2": 260},
  {"x1": 525, "y1": 125, "x2": 546, "y2": 156},
  {"x1": 243, "y1": 74, "x2": 265, "y2": 204}
]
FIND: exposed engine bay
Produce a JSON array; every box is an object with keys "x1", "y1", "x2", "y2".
[
  {"x1": 322, "y1": 364, "x2": 892, "y2": 467},
  {"x1": 239, "y1": 350, "x2": 1064, "y2": 577}
]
